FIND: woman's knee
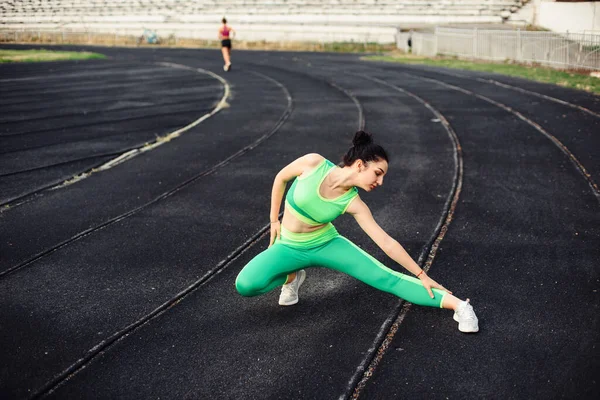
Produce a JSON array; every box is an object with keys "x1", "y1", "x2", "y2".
[{"x1": 235, "y1": 273, "x2": 259, "y2": 297}]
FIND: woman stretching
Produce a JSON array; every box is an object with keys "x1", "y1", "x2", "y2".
[
  {"x1": 235, "y1": 131, "x2": 479, "y2": 333},
  {"x1": 218, "y1": 17, "x2": 235, "y2": 71}
]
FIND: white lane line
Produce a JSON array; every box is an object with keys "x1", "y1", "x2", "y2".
[{"x1": 50, "y1": 63, "x2": 230, "y2": 190}]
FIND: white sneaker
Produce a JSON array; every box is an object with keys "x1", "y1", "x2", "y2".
[
  {"x1": 278, "y1": 270, "x2": 306, "y2": 306},
  {"x1": 453, "y1": 299, "x2": 479, "y2": 333}
]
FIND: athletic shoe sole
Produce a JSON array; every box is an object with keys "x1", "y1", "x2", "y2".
[{"x1": 453, "y1": 313, "x2": 479, "y2": 333}]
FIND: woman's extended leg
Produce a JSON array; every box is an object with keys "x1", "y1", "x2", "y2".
[
  {"x1": 235, "y1": 243, "x2": 309, "y2": 297},
  {"x1": 313, "y1": 236, "x2": 478, "y2": 332},
  {"x1": 313, "y1": 236, "x2": 448, "y2": 308}
]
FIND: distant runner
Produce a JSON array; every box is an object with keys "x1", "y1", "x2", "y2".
[
  {"x1": 236, "y1": 130, "x2": 479, "y2": 333},
  {"x1": 218, "y1": 17, "x2": 235, "y2": 71}
]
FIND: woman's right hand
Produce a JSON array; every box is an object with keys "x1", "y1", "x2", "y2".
[
  {"x1": 269, "y1": 220, "x2": 281, "y2": 247},
  {"x1": 419, "y1": 273, "x2": 452, "y2": 298}
]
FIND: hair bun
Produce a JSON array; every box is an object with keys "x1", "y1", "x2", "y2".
[
  {"x1": 352, "y1": 130, "x2": 373, "y2": 147},
  {"x1": 341, "y1": 130, "x2": 388, "y2": 166}
]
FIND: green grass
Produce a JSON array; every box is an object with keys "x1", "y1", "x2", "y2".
[
  {"x1": 319, "y1": 42, "x2": 395, "y2": 53},
  {"x1": 364, "y1": 54, "x2": 600, "y2": 95},
  {"x1": 0, "y1": 49, "x2": 106, "y2": 63}
]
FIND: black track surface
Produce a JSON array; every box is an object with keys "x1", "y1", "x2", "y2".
[{"x1": 0, "y1": 45, "x2": 598, "y2": 400}]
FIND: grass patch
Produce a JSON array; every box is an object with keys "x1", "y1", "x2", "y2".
[
  {"x1": 364, "y1": 53, "x2": 600, "y2": 95},
  {"x1": 0, "y1": 49, "x2": 106, "y2": 63}
]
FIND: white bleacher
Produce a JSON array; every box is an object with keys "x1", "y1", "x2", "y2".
[{"x1": 0, "y1": 0, "x2": 529, "y2": 43}]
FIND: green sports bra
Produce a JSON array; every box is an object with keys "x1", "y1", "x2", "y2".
[{"x1": 285, "y1": 159, "x2": 359, "y2": 226}]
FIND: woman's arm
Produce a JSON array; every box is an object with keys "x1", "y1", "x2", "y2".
[
  {"x1": 268, "y1": 153, "x2": 323, "y2": 245},
  {"x1": 346, "y1": 197, "x2": 451, "y2": 297}
]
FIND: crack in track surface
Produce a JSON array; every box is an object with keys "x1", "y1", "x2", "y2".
[{"x1": 0, "y1": 69, "x2": 292, "y2": 279}]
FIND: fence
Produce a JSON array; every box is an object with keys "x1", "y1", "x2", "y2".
[{"x1": 397, "y1": 27, "x2": 600, "y2": 70}]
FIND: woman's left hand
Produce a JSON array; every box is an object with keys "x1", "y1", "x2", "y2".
[
  {"x1": 420, "y1": 273, "x2": 452, "y2": 298},
  {"x1": 269, "y1": 220, "x2": 281, "y2": 247}
]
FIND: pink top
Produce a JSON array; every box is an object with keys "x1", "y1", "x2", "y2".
[{"x1": 220, "y1": 26, "x2": 231, "y2": 38}]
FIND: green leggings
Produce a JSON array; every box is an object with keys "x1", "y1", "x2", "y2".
[{"x1": 235, "y1": 224, "x2": 446, "y2": 308}]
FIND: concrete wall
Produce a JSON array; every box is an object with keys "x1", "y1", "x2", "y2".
[{"x1": 537, "y1": 1, "x2": 600, "y2": 32}]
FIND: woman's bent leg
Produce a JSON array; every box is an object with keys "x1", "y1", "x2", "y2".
[
  {"x1": 313, "y1": 237, "x2": 446, "y2": 308},
  {"x1": 235, "y1": 244, "x2": 308, "y2": 297}
]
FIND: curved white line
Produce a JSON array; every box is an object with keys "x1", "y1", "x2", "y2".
[{"x1": 51, "y1": 63, "x2": 230, "y2": 189}]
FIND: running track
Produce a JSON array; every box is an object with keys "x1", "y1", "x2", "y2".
[{"x1": 0, "y1": 45, "x2": 598, "y2": 399}]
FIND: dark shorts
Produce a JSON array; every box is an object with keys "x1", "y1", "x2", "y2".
[{"x1": 221, "y1": 39, "x2": 232, "y2": 49}]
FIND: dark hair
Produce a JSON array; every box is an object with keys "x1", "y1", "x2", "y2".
[
  {"x1": 222, "y1": 17, "x2": 227, "y2": 24},
  {"x1": 341, "y1": 130, "x2": 388, "y2": 166}
]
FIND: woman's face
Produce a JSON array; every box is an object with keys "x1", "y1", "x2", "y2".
[{"x1": 355, "y1": 158, "x2": 388, "y2": 192}]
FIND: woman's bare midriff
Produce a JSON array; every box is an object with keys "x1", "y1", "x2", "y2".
[{"x1": 282, "y1": 205, "x2": 327, "y2": 233}]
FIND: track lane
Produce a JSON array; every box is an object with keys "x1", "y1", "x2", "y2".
[
  {"x1": 293, "y1": 56, "x2": 600, "y2": 198},
  {"x1": 0, "y1": 61, "x2": 225, "y2": 205},
  {"x1": 0, "y1": 67, "x2": 288, "y2": 274},
  {"x1": 371, "y1": 64, "x2": 600, "y2": 192},
  {"x1": 374, "y1": 61, "x2": 600, "y2": 115},
  {"x1": 351, "y1": 68, "x2": 600, "y2": 400},
  {"x1": 0, "y1": 67, "x2": 294, "y2": 399},
  {"x1": 1, "y1": 62, "x2": 351, "y2": 398}
]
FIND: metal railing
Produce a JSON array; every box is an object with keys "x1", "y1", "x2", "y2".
[{"x1": 397, "y1": 27, "x2": 600, "y2": 70}]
